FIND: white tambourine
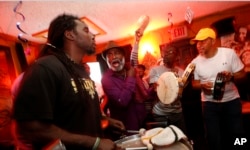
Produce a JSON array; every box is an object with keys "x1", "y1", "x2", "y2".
[{"x1": 156, "y1": 72, "x2": 179, "y2": 104}]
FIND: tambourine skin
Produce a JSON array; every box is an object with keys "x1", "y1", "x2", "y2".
[
  {"x1": 156, "y1": 64, "x2": 195, "y2": 104},
  {"x1": 157, "y1": 72, "x2": 179, "y2": 104}
]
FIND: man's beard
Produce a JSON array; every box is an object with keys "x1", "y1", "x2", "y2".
[{"x1": 107, "y1": 57, "x2": 125, "y2": 72}]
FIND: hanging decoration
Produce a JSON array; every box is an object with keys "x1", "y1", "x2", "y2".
[
  {"x1": 16, "y1": 22, "x2": 27, "y2": 34},
  {"x1": 13, "y1": 1, "x2": 46, "y2": 55},
  {"x1": 13, "y1": 1, "x2": 32, "y2": 55},
  {"x1": 167, "y1": 12, "x2": 174, "y2": 42},
  {"x1": 17, "y1": 33, "x2": 28, "y2": 43},
  {"x1": 14, "y1": 1, "x2": 27, "y2": 35},
  {"x1": 13, "y1": 1, "x2": 29, "y2": 43},
  {"x1": 185, "y1": 7, "x2": 194, "y2": 24},
  {"x1": 13, "y1": 1, "x2": 25, "y2": 22}
]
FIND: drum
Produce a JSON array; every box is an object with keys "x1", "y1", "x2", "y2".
[
  {"x1": 156, "y1": 63, "x2": 195, "y2": 104},
  {"x1": 115, "y1": 134, "x2": 147, "y2": 149},
  {"x1": 156, "y1": 72, "x2": 179, "y2": 104},
  {"x1": 115, "y1": 134, "x2": 193, "y2": 150}
]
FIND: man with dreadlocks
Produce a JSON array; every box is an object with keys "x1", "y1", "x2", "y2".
[{"x1": 12, "y1": 14, "x2": 125, "y2": 150}]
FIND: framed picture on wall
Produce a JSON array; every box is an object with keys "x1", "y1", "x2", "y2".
[
  {"x1": 220, "y1": 24, "x2": 250, "y2": 71},
  {"x1": 212, "y1": 16, "x2": 250, "y2": 64}
]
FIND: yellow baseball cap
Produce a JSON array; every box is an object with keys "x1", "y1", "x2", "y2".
[{"x1": 190, "y1": 28, "x2": 216, "y2": 44}]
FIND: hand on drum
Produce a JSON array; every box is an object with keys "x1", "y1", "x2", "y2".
[{"x1": 106, "y1": 117, "x2": 126, "y2": 132}]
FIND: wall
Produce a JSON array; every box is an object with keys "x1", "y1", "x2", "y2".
[
  {"x1": 1, "y1": 4, "x2": 248, "y2": 86},
  {"x1": 2, "y1": 4, "x2": 249, "y2": 64},
  {"x1": 89, "y1": 4, "x2": 250, "y2": 63},
  {"x1": 0, "y1": 33, "x2": 40, "y2": 76}
]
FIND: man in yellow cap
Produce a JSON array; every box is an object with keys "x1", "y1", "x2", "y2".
[{"x1": 190, "y1": 27, "x2": 247, "y2": 150}]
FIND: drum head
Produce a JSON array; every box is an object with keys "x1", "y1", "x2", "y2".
[
  {"x1": 115, "y1": 133, "x2": 193, "y2": 150},
  {"x1": 157, "y1": 72, "x2": 179, "y2": 104},
  {"x1": 115, "y1": 134, "x2": 146, "y2": 149}
]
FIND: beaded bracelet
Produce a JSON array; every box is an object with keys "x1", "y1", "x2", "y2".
[{"x1": 92, "y1": 137, "x2": 100, "y2": 150}]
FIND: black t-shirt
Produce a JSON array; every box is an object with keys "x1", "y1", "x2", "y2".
[{"x1": 13, "y1": 55, "x2": 102, "y2": 149}]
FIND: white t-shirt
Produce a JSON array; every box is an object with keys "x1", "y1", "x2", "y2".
[{"x1": 191, "y1": 47, "x2": 244, "y2": 102}]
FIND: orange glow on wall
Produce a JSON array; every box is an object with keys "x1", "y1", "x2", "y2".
[
  {"x1": 138, "y1": 32, "x2": 162, "y2": 64},
  {"x1": 140, "y1": 43, "x2": 154, "y2": 55}
]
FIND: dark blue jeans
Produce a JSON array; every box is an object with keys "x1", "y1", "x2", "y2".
[{"x1": 202, "y1": 99, "x2": 244, "y2": 150}]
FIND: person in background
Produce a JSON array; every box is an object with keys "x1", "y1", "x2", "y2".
[
  {"x1": 240, "y1": 49, "x2": 250, "y2": 73},
  {"x1": 234, "y1": 26, "x2": 250, "y2": 101},
  {"x1": 101, "y1": 40, "x2": 147, "y2": 133},
  {"x1": 134, "y1": 64, "x2": 150, "y2": 120},
  {"x1": 82, "y1": 62, "x2": 109, "y2": 118},
  {"x1": 136, "y1": 64, "x2": 149, "y2": 89},
  {"x1": 190, "y1": 27, "x2": 247, "y2": 150},
  {"x1": 12, "y1": 14, "x2": 124, "y2": 150},
  {"x1": 234, "y1": 26, "x2": 250, "y2": 56},
  {"x1": 82, "y1": 63, "x2": 105, "y2": 102},
  {"x1": 239, "y1": 49, "x2": 250, "y2": 101},
  {"x1": 148, "y1": 45, "x2": 187, "y2": 133},
  {"x1": 237, "y1": 26, "x2": 248, "y2": 44},
  {"x1": 238, "y1": 26, "x2": 250, "y2": 59},
  {"x1": 135, "y1": 64, "x2": 156, "y2": 127},
  {"x1": 82, "y1": 62, "x2": 91, "y2": 75}
]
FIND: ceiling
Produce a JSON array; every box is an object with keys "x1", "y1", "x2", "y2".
[{"x1": 0, "y1": 1, "x2": 250, "y2": 45}]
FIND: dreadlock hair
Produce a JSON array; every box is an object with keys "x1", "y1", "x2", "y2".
[
  {"x1": 39, "y1": 14, "x2": 88, "y2": 104},
  {"x1": 39, "y1": 14, "x2": 78, "y2": 57}
]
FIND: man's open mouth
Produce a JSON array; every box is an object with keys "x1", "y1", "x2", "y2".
[{"x1": 112, "y1": 60, "x2": 120, "y2": 67}]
